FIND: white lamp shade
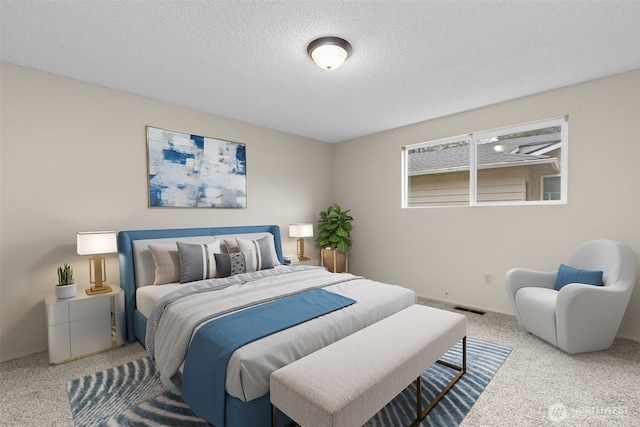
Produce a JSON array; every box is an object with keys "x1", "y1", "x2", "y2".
[
  {"x1": 77, "y1": 231, "x2": 117, "y2": 255},
  {"x1": 289, "y1": 224, "x2": 314, "y2": 238}
]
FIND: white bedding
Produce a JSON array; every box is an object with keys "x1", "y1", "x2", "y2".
[
  {"x1": 137, "y1": 283, "x2": 183, "y2": 317},
  {"x1": 136, "y1": 265, "x2": 298, "y2": 318},
  {"x1": 227, "y1": 275, "x2": 416, "y2": 401},
  {"x1": 149, "y1": 266, "x2": 416, "y2": 402}
]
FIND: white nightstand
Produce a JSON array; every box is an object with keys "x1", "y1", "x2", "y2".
[
  {"x1": 45, "y1": 286, "x2": 125, "y2": 364},
  {"x1": 284, "y1": 259, "x2": 318, "y2": 267}
]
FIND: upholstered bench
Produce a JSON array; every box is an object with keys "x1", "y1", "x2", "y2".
[{"x1": 270, "y1": 304, "x2": 467, "y2": 427}]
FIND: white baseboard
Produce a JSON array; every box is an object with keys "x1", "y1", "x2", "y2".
[
  {"x1": 615, "y1": 332, "x2": 640, "y2": 342},
  {"x1": 418, "y1": 294, "x2": 640, "y2": 344},
  {"x1": 1, "y1": 345, "x2": 47, "y2": 363},
  {"x1": 416, "y1": 293, "x2": 514, "y2": 317}
]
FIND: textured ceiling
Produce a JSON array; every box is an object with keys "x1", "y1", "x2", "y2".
[{"x1": 1, "y1": 1, "x2": 639, "y2": 143}]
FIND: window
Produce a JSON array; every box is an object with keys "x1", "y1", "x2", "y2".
[
  {"x1": 403, "y1": 117, "x2": 567, "y2": 207},
  {"x1": 541, "y1": 175, "x2": 561, "y2": 201}
]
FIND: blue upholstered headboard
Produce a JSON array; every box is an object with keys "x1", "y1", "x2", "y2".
[{"x1": 118, "y1": 225, "x2": 284, "y2": 343}]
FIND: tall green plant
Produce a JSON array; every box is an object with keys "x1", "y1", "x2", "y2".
[
  {"x1": 57, "y1": 263, "x2": 74, "y2": 286},
  {"x1": 316, "y1": 203, "x2": 353, "y2": 253}
]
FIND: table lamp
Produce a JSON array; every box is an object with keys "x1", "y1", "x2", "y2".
[
  {"x1": 77, "y1": 231, "x2": 117, "y2": 295},
  {"x1": 289, "y1": 223, "x2": 313, "y2": 261}
]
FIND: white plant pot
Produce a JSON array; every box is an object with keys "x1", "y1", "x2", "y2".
[{"x1": 55, "y1": 283, "x2": 77, "y2": 299}]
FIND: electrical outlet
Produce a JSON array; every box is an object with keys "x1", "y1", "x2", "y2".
[{"x1": 483, "y1": 274, "x2": 492, "y2": 285}]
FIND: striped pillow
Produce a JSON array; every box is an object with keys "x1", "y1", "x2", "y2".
[
  {"x1": 237, "y1": 235, "x2": 279, "y2": 271},
  {"x1": 176, "y1": 240, "x2": 222, "y2": 283}
]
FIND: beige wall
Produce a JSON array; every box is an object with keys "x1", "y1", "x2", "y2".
[
  {"x1": 2, "y1": 63, "x2": 639, "y2": 362},
  {"x1": 0, "y1": 63, "x2": 334, "y2": 361},
  {"x1": 334, "y1": 70, "x2": 640, "y2": 340}
]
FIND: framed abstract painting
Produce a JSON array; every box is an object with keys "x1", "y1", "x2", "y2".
[{"x1": 146, "y1": 126, "x2": 247, "y2": 208}]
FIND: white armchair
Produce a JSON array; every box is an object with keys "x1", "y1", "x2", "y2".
[{"x1": 505, "y1": 240, "x2": 636, "y2": 354}]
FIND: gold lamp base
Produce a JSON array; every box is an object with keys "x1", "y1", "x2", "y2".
[
  {"x1": 86, "y1": 285, "x2": 112, "y2": 295},
  {"x1": 84, "y1": 253, "x2": 112, "y2": 295},
  {"x1": 297, "y1": 237, "x2": 311, "y2": 261}
]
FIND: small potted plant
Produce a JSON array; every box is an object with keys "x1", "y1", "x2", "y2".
[
  {"x1": 55, "y1": 263, "x2": 77, "y2": 299},
  {"x1": 316, "y1": 203, "x2": 353, "y2": 273}
]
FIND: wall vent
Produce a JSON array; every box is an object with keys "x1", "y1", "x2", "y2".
[{"x1": 453, "y1": 305, "x2": 486, "y2": 315}]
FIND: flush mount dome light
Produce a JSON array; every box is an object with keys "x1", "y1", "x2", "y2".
[{"x1": 307, "y1": 37, "x2": 352, "y2": 70}]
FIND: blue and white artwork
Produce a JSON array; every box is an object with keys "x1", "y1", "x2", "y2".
[{"x1": 147, "y1": 126, "x2": 247, "y2": 208}]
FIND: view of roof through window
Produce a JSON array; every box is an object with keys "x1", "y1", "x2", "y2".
[
  {"x1": 409, "y1": 127, "x2": 561, "y2": 175},
  {"x1": 404, "y1": 119, "x2": 566, "y2": 207}
]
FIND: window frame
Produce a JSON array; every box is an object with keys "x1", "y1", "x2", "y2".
[{"x1": 402, "y1": 117, "x2": 568, "y2": 208}]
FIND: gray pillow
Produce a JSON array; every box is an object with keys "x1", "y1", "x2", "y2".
[
  {"x1": 214, "y1": 251, "x2": 249, "y2": 278},
  {"x1": 177, "y1": 240, "x2": 221, "y2": 283}
]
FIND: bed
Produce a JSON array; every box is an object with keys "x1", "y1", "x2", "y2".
[{"x1": 118, "y1": 225, "x2": 416, "y2": 427}]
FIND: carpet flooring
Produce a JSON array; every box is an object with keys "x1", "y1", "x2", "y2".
[
  {"x1": 67, "y1": 337, "x2": 510, "y2": 427},
  {"x1": 2, "y1": 297, "x2": 640, "y2": 426}
]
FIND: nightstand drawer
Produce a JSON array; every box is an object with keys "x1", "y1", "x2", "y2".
[
  {"x1": 70, "y1": 314, "x2": 111, "y2": 357},
  {"x1": 46, "y1": 302, "x2": 69, "y2": 326},
  {"x1": 48, "y1": 323, "x2": 71, "y2": 361},
  {"x1": 69, "y1": 296, "x2": 109, "y2": 322}
]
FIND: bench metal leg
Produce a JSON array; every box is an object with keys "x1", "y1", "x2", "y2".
[
  {"x1": 411, "y1": 336, "x2": 467, "y2": 427},
  {"x1": 272, "y1": 403, "x2": 277, "y2": 427},
  {"x1": 272, "y1": 404, "x2": 298, "y2": 427}
]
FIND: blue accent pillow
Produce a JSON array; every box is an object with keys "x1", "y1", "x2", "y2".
[{"x1": 554, "y1": 264, "x2": 603, "y2": 291}]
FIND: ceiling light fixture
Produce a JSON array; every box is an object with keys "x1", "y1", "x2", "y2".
[{"x1": 307, "y1": 37, "x2": 352, "y2": 70}]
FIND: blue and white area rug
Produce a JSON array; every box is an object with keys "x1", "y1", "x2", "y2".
[{"x1": 67, "y1": 337, "x2": 510, "y2": 427}]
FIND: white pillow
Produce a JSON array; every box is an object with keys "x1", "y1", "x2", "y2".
[{"x1": 236, "y1": 234, "x2": 280, "y2": 271}]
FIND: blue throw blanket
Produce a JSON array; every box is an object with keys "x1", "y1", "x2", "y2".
[{"x1": 181, "y1": 288, "x2": 356, "y2": 427}]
